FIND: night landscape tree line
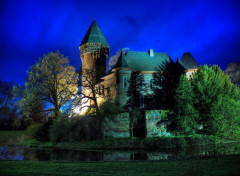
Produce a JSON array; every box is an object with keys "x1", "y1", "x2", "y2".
[{"x1": 0, "y1": 51, "x2": 240, "y2": 141}]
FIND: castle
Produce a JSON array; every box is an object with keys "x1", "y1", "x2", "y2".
[{"x1": 79, "y1": 19, "x2": 199, "y2": 114}]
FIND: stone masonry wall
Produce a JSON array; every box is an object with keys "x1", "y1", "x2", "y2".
[
  {"x1": 145, "y1": 110, "x2": 173, "y2": 137},
  {"x1": 103, "y1": 112, "x2": 130, "y2": 137}
]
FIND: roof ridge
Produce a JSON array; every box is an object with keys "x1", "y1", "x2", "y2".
[{"x1": 126, "y1": 50, "x2": 169, "y2": 55}]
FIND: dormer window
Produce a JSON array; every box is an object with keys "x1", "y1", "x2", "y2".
[{"x1": 149, "y1": 49, "x2": 154, "y2": 57}]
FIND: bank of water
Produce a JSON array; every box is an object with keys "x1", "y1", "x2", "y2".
[{"x1": 1, "y1": 142, "x2": 240, "y2": 162}]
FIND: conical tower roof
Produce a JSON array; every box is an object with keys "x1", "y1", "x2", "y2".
[
  {"x1": 80, "y1": 19, "x2": 109, "y2": 47},
  {"x1": 181, "y1": 52, "x2": 199, "y2": 69},
  {"x1": 176, "y1": 57, "x2": 186, "y2": 70},
  {"x1": 114, "y1": 50, "x2": 130, "y2": 69}
]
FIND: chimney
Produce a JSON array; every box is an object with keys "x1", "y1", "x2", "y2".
[{"x1": 149, "y1": 49, "x2": 154, "y2": 57}]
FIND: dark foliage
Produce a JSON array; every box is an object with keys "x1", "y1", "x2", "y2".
[
  {"x1": 125, "y1": 71, "x2": 145, "y2": 110},
  {"x1": 47, "y1": 115, "x2": 102, "y2": 142},
  {"x1": 34, "y1": 119, "x2": 53, "y2": 142},
  {"x1": 151, "y1": 60, "x2": 184, "y2": 109},
  {"x1": 225, "y1": 61, "x2": 240, "y2": 87}
]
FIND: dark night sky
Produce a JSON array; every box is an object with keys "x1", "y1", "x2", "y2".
[{"x1": 0, "y1": 0, "x2": 240, "y2": 84}]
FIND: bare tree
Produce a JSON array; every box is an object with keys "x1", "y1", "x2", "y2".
[{"x1": 72, "y1": 68, "x2": 114, "y2": 118}]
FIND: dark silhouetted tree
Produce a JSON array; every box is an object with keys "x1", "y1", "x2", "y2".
[
  {"x1": 124, "y1": 71, "x2": 146, "y2": 137},
  {"x1": 125, "y1": 71, "x2": 145, "y2": 110},
  {"x1": 226, "y1": 61, "x2": 240, "y2": 87},
  {"x1": 152, "y1": 61, "x2": 184, "y2": 109}
]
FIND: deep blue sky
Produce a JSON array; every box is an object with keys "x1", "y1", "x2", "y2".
[{"x1": 0, "y1": 0, "x2": 240, "y2": 84}]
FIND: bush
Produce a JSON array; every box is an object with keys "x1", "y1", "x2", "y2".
[
  {"x1": 100, "y1": 100, "x2": 123, "y2": 116},
  {"x1": 69, "y1": 116, "x2": 102, "y2": 141},
  {"x1": 26, "y1": 123, "x2": 43, "y2": 137},
  {"x1": 49, "y1": 116, "x2": 70, "y2": 142},
  {"x1": 68, "y1": 117, "x2": 90, "y2": 142},
  {"x1": 34, "y1": 119, "x2": 53, "y2": 142}
]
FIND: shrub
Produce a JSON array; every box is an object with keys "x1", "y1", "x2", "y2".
[
  {"x1": 34, "y1": 119, "x2": 53, "y2": 142},
  {"x1": 100, "y1": 100, "x2": 123, "y2": 116},
  {"x1": 68, "y1": 117, "x2": 89, "y2": 141},
  {"x1": 69, "y1": 116, "x2": 102, "y2": 141},
  {"x1": 49, "y1": 115, "x2": 70, "y2": 142},
  {"x1": 26, "y1": 123, "x2": 43, "y2": 137}
]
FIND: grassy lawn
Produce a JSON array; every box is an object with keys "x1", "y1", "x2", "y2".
[
  {"x1": 0, "y1": 131, "x2": 31, "y2": 144},
  {"x1": 0, "y1": 155, "x2": 240, "y2": 176}
]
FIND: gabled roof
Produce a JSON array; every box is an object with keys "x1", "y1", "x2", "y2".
[
  {"x1": 80, "y1": 19, "x2": 109, "y2": 47},
  {"x1": 180, "y1": 52, "x2": 199, "y2": 69},
  {"x1": 114, "y1": 50, "x2": 172, "y2": 72}
]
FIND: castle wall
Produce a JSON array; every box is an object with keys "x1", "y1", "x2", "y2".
[
  {"x1": 115, "y1": 69, "x2": 132, "y2": 107},
  {"x1": 103, "y1": 110, "x2": 173, "y2": 138},
  {"x1": 185, "y1": 69, "x2": 198, "y2": 79},
  {"x1": 103, "y1": 112, "x2": 130, "y2": 137},
  {"x1": 145, "y1": 110, "x2": 173, "y2": 137},
  {"x1": 96, "y1": 73, "x2": 117, "y2": 106}
]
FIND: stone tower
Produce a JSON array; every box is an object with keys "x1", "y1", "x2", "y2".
[
  {"x1": 79, "y1": 19, "x2": 109, "y2": 83},
  {"x1": 79, "y1": 19, "x2": 109, "y2": 112}
]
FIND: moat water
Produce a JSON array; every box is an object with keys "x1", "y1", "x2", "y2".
[{"x1": 1, "y1": 143, "x2": 240, "y2": 161}]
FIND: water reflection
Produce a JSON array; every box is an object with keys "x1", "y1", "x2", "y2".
[{"x1": 0, "y1": 144, "x2": 239, "y2": 161}]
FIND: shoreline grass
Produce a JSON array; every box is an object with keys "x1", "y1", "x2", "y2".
[
  {"x1": 1, "y1": 131, "x2": 240, "y2": 152},
  {"x1": 18, "y1": 136, "x2": 240, "y2": 150}
]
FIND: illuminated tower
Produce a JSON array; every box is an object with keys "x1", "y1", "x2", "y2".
[{"x1": 79, "y1": 19, "x2": 109, "y2": 112}]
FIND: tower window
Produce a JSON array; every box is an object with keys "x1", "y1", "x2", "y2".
[{"x1": 123, "y1": 76, "x2": 127, "y2": 88}]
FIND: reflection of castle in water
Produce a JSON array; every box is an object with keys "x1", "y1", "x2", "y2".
[{"x1": 1, "y1": 144, "x2": 239, "y2": 161}]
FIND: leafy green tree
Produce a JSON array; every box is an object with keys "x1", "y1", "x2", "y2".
[
  {"x1": 192, "y1": 65, "x2": 240, "y2": 138},
  {"x1": 14, "y1": 51, "x2": 78, "y2": 118},
  {"x1": 175, "y1": 74, "x2": 198, "y2": 135},
  {"x1": 13, "y1": 84, "x2": 46, "y2": 123}
]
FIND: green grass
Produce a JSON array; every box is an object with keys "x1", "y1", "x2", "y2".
[
  {"x1": 0, "y1": 155, "x2": 240, "y2": 176},
  {"x1": 0, "y1": 131, "x2": 31, "y2": 145},
  {"x1": 18, "y1": 136, "x2": 239, "y2": 150}
]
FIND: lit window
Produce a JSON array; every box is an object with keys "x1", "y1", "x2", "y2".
[
  {"x1": 107, "y1": 87, "x2": 110, "y2": 98},
  {"x1": 99, "y1": 86, "x2": 101, "y2": 95},
  {"x1": 102, "y1": 85, "x2": 105, "y2": 95},
  {"x1": 123, "y1": 76, "x2": 127, "y2": 88}
]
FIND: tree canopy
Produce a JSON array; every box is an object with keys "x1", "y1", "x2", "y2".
[
  {"x1": 175, "y1": 74, "x2": 198, "y2": 135},
  {"x1": 14, "y1": 51, "x2": 78, "y2": 118},
  {"x1": 191, "y1": 65, "x2": 240, "y2": 138}
]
